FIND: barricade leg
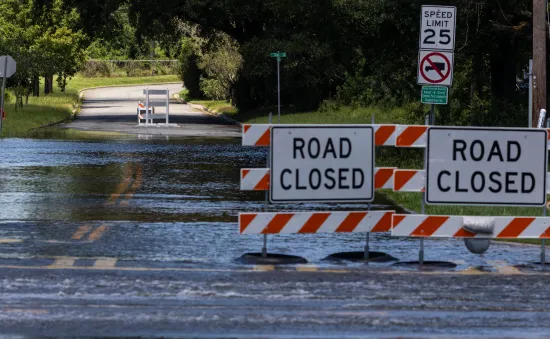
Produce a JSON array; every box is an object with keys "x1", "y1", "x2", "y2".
[
  {"x1": 542, "y1": 240, "x2": 546, "y2": 266},
  {"x1": 364, "y1": 233, "x2": 370, "y2": 260}
]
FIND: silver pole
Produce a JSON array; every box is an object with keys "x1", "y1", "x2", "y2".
[
  {"x1": 166, "y1": 89, "x2": 169, "y2": 124},
  {"x1": 419, "y1": 114, "x2": 429, "y2": 266},
  {"x1": 529, "y1": 59, "x2": 534, "y2": 128},
  {"x1": 364, "y1": 230, "x2": 370, "y2": 260},
  {"x1": 542, "y1": 192, "x2": 547, "y2": 265},
  {"x1": 262, "y1": 112, "x2": 273, "y2": 257},
  {"x1": 277, "y1": 57, "x2": 281, "y2": 124},
  {"x1": 364, "y1": 113, "x2": 375, "y2": 260},
  {"x1": 0, "y1": 57, "x2": 8, "y2": 133},
  {"x1": 145, "y1": 88, "x2": 149, "y2": 125}
]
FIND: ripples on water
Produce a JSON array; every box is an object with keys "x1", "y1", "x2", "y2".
[{"x1": 0, "y1": 134, "x2": 543, "y2": 268}]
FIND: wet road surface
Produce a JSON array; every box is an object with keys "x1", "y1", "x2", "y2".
[{"x1": 0, "y1": 132, "x2": 549, "y2": 337}]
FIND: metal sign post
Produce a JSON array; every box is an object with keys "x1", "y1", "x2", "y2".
[
  {"x1": 529, "y1": 59, "x2": 534, "y2": 128},
  {"x1": 262, "y1": 112, "x2": 273, "y2": 258},
  {"x1": 270, "y1": 52, "x2": 286, "y2": 123}
]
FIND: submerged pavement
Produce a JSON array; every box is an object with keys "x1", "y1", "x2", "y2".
[
  {"x1": 0, "y1": 115, "x2": 549, "y2": 336},
  {"x1": 62, "y1": 83, "x2": 240, "y2": 137}
]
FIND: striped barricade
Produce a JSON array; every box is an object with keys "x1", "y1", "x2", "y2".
[
  {"x1": 395, "y1": 125, "x2": 428, "y2": 147},
  {"x1": 241, "y1": 167, "x2": 396, "y2": 191},
  {"x1": 391, "y1": 214, "x2": 550, "y2": 238},
  {"x1": 393, "y1": 169, "x2": 425, "y2": 192},
  {"x1": 242, "y1": 124, "x2": 397, "y2": 147},
  {"x1": 240, "y1": 211, "x2": 394, "y2": 234},
  {"x1": 243, "y1": 125, "x2": 550, "y2": 149}
]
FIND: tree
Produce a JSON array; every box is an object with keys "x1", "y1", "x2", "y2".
[{"x1": 0, "y1": 0, "x2": 86, "y2": 106}]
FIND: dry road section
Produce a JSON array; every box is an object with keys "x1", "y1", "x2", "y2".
[{"x1": 62, "y1": 83, "x2": 240, "y2": 137}]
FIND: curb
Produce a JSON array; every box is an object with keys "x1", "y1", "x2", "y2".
[
  {"x1": 173, "y1": 94, "x2": 242, "y2": 127},
  {"x1": 185, "y1": 101, "x2": 242, "y2": 127}
]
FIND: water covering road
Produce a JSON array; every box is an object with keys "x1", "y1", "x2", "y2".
[{"x1": 1, "y1": 132, "x2": 549, "y2": 337}]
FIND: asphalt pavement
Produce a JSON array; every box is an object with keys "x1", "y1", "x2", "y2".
[
  {"x1": 0, "y1": 84, "x2": 549, "y2": 337},
  {"x1": 62, "y1": 83, "x2": 241, "y2": 137}
]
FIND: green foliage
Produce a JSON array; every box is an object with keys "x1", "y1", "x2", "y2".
[
  {"x1": 0, "y1": 0, "x2": 87, "y2": 108},
  {"x1": 81, "y1": 61, "x2": 112, "y2": 77},
  {"x1": 197, "y1": 34, "x2": 242, "y2": 100},
  {"x1": 69, "y1": 0, "x2": 541, "y2": 125},
  {"x1": 179, "y1": 89, "x2": 191, "y2": 102},
  {"x1": 199, "y1": 78, "x2": 225, "y2": 100},
  {"x1": 178, "y1": 38, "x2": 203, "y2": 98}
]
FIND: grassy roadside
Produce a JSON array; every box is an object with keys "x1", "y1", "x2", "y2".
[
  {"x1": 2, "y1": 74, "x2": 179, "y2": 137},
  {"x1": 193, "y1": 99, "x2": 548, "y2": 244}
]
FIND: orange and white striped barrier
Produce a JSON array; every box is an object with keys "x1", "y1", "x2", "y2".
[
  {"x1": 393, "y1": 169, "x2": 425, "y2": 192},
  {"x1": 240, "y1": 211, "x2": 394, "y2": 234},
  {"x1": 240, "y1": 168, "x2": 270, "y2": 191},
  {"x1": 242, "y1": 124, "x2": 397, "y2": 147},
  {"x1": 391, "y1": 214, "x2": 550, "y2": 238},
  {"x1": 240, "y1": 167, "x2": 396, "y2": 191},
  {"x1": 395, "y1": 125, "x2": 428, "y2": 147}
]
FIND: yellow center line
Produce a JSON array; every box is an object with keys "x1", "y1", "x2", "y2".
[
  {"x1": 106, "y1": 163, "x2": 134, "y2": 205},
  {"x1": 48, "y1": 257, "x2": 77, "y2": 268},
  {"x1": 0, "y1": 263, "x2": 548, "y2": 275},
  {"x1": 296, "y1": 265, "x2": 319, "y2": 272},
  {"x1": 253, "y1": 265, "x2": 275, "y2": 271},
  {"x1": 94, "y1": 258, "x2": 118, "y2": 268},
  {"x1": 3, "y1": 308, "x2": 49, "y2": 315},
  {"x1": 0, "y1": 239, "x2": 22, "y2": 244},
  {"x1": 71, "y1": 225, "x2": 93, "y2": 240},
  {"x1": 88, "y1": 225, "x2": 109, "y2": 241},
  {"x1": 120, "y1": 163, "x2": 143, "y2": 205}
]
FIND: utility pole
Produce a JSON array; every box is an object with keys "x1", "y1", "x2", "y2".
[{"x1": 533, "y1": 0, "x2": 547, "y2": 127}]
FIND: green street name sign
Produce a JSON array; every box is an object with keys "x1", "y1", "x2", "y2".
[
  {"x1": 270, "y1": 52, "x2": 287, "y2": 58},
  {"x1": 421, "y1": 86, "x2": 448, "y2": 105}
]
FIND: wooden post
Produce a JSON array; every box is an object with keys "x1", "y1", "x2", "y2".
[{"x1": 533, "y1": 0, "x2": 547, "y2": 127}]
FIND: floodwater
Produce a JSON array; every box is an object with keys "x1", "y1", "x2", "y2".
[
  {"x1": 1, "y1": 129, "x2": 550, "y2": 337},
  {"x1": 0, "y1": 129, "x2": 543, "y2": 268}
]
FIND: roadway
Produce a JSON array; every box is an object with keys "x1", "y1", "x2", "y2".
[
  {"x1": 62, "y1": 83, "x2": 240, "y2": 137},
  {"x1": 0, "y1": 84, "x2": 549, "y2": 337}
]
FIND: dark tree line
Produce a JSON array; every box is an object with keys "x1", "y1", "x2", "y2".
[{"x1": 66, "y1": 0, "x2": 540, "y2": 126}]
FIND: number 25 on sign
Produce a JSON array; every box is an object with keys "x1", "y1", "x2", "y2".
[{"x1": 420, "y1": 5, "x2": 457, "y2": 51}]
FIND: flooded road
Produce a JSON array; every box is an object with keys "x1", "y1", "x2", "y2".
[{"x1": 0, "y1": 132, "x2": 549, "y2": 337}]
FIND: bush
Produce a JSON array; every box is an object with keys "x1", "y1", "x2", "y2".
[
  {"x1": 81, "y1": 61, "x2": 112, "y2": 78},
  {"x1": 179, "y1": 88, "x2": 191, "y2": 102},
  {"x1": 178, "y1": 39, "x2": 203, "y2": 98},
  {"x1": 200, "y1": 78, "x2": 226, "y2": 100},
  {"x1": 3, "y1": 91, "x2": 11, "y2": 103}
]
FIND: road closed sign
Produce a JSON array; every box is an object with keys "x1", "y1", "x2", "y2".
[
  {"x1": 270, "y1": 125, "x2": 374, "y2": 203},
  {"x1": 426, "y1": 127, "x2": 548, "y2": 206}
]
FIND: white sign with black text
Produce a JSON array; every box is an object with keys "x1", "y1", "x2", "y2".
[
  {"x1": 420, "y1": 5, "x2": 457, "y2": 51},
  {"x1": 426, "y1": 127, "x2": 548, "y2": 206},
  {"x1": 270, "y1": 125, "x2": 374, "y2": 203}
]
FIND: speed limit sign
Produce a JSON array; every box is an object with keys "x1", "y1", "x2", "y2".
[{"x1": 420, "y1": 5, "x2": 457, "y2": 51}]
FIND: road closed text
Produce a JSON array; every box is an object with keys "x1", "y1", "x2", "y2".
[
  {"x1": 270, "y1": 126, "x2": 374, "y2": 202},
  {"x1": 426, "y1": 128, "x2": 547, "y2": 206},
  {"x1": 279, "y1": 137, "x2": 365, "y2": 191}
]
